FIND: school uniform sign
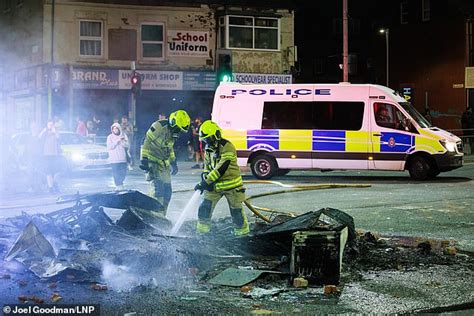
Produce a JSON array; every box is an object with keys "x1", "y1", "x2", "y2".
[{"x1": 168, "y1": 30, "x2": 209, "y2": 57}]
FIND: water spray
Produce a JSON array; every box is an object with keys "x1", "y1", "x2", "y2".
[{"x1": 170, "y1": 190, "x2": 202, "y2": 236}]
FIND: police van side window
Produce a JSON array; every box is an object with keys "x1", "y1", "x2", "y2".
[
  {"x1": 262, "y1": 101, "x2": 364, "y2": 130},
  {"x1": 262, "y1": 102, "x2": 313, "y2": 129},
  {"x1": 374, "y1": 102, "x2": 413, "y2": 132},
  {"x1": 313, "y1": 101, "x2": 364, "y2": 130}
]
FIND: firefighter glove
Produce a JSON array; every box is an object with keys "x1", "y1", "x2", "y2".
[
  {"x1": 194, "y1": 179, "x2": 214, "y2": 194},
  {"x1": 194, "y1": 180, "x2": 208, "y2": 194},
  {"x1": 170, "y1": 160, "x2": 179, "y2": 175},
  {"x1": 139, "y1": 159, "x2": 149, "y2": 171}
]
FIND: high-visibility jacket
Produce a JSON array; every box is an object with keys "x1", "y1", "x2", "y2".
[
  {"x1": 141, "y1": 120, "x2": 176, "y2": 166},
  {"x1": 203, "y1": 139, "x2": 243, "y2": 191}
]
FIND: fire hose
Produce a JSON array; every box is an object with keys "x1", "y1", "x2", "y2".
[{"x1": 241, "y1": 180, "x2": 371, "y2": 223}]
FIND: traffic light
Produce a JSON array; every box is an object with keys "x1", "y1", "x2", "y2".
[
  {"x1": 131, "y1": 71, "x2": 142, "y2": 95},
  {"x1": 217, "y1": 53, "x2": 233, "y2": 83}
]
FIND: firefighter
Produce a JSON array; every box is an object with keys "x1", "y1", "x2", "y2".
[
  {"x1": 139, "y1": 110, "x2": 190, "y2": 216},
  {"x1": 194, "y1": 120, "x2": 250, "y2": 236}
]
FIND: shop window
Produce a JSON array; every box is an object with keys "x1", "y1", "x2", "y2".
[
  {"x1": 218, "y1": 15, "x2": 279, "y2": 51},
  {"x1": 79, "y1": 20, "x2": 103, "y2": 57},
  {"x1": 141, "y1": 23, "x2": 164, "y2": 59}
]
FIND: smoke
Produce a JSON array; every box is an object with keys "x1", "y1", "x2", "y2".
[
  {"x1": 99, "y1": 239, "x2": 196, "y2": 292},
  {"x1": 101, "y1": 260, "x2": 144, "y2": 291}
]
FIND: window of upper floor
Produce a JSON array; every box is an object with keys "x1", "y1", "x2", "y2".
[
  {"x1": 140, "y1": 23, "x2": 165, "y2": 60},
  {"x1": 79, "y1": 20, "x2": 103, "y2": 57},
  {"x1": 400, "y1": 1, "x2": 409, "y2": 24},
  {"x1": 218, "y1": 15, "x2": 280, "y2": 51},
  {"x1": 422, "y1": 0, "x2": 431, "y2": 22}
]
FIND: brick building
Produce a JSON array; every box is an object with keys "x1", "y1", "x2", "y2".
[{"x1": 0, "y1": 0, "x2": 295, "y2": 137}]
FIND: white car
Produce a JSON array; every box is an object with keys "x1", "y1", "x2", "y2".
[{"x1": 11, "y1": 131, "x2": 110, "y2": 172}]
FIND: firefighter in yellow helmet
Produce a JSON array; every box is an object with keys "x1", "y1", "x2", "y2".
[
  {"x1": 140, "y1": 110, "x2": 190, "y2": 216},
  {"x1": 194, "y1": 120, "x2": 250, "y2": 236}
]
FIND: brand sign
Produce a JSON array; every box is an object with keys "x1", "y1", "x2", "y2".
[
  {"x1": 168, "y1": 30, "x2": 209, "y2": 57},
  {"x1": 71, "y1": 69, "x2": 119, "y2": 89},
  {"x1": 233, "y1": 73, "x2": 292, "y2": 84},
  {"x1": 119, "y1": 70, "x2": 183, "y2": 90}
]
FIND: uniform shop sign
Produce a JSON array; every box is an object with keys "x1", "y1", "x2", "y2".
[
  {"x1": 71, "y1": 69, "x2": 119, "y2": 89},
  {"x1": 168, "y1": 30, "x2": 209, "y2": 57},
  {"x1": 119, "y1": 70, "x2": 183, "y2": 90}
]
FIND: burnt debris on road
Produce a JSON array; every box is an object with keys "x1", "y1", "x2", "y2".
[{"x1": 0, "y1": 190, "x2": 472, "y2": 314}]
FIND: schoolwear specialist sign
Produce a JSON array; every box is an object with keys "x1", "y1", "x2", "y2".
[{"x1": 233, "y1": 73, "x2": 292, "y2": 84}]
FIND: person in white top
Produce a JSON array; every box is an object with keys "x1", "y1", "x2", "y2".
[{"x1": 107, "y1": 122, "x2": 129, "y2": 190}]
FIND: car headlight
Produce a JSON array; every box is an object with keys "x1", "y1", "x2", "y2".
[
  {"x1": 71, "y1": 152, "x2": 86, "y2": 162},
  {"x1": 440, "y1": 140, "x2": 456, "y2": 152}
]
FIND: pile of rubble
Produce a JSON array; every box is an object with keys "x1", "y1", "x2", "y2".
[
  {"x1": 0, "y1": 189, "x2": 471, "y2": 313},
  {"x1": 0, "y1": 190, "x2": 355, "y2": 285}
]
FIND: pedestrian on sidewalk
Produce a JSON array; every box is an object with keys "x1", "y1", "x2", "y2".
[
  {"x1": 461, "y1": 106, "x2": 474, "y2": 149},
  {"x1": 121, "y1": 115, "x2": 135, "y2": 169},
  {"x1": 38, "y1": 120, "x2": 61, "y2": 194},
  {"x1": 107, "y1": 122, "x2": 129, "y2": 191},
  {"x1": 75, "y1": 116, "x2": 88, "y2": 137},
  {"x1": 191, "y1": 117, "x2": 204, "y2": 169}
]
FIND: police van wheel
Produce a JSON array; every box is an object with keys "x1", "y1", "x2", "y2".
[
  {"x1": 251, "y1": 155, "x2": 277, "y2": 179},
  {"x1": 408, "y1": 156, "x2": 431, "y2": 181}
]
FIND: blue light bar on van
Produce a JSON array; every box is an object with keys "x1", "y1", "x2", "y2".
[{"x1": 230, "y1": 89, "x2": 331, "y2": 96}]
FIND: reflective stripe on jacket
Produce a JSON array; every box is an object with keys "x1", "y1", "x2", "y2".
[
  {"x1": 140, "y1": 120, "x2": 176, "y2": 164},
  {"x1": 204, "y1": 139, "x2": 243, "y2": 191}
]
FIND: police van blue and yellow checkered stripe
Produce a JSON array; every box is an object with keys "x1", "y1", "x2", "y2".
[{"x1": 223, "y1": 129, "x2": 426, "y2": 160}]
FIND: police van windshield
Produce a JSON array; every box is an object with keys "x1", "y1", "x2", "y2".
[{"x1": 399, "y1": 102, "x2": 432, "y2": 128}]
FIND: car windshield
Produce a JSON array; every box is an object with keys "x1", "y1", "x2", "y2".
[
  {"x1": 59, "y1": 133, "x2": 88, "y2": 145},
  {"x1": 398, "y1": 102, "x2": 432, "y2": 128}
]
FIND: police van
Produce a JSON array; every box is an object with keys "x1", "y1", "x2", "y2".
[{"x1": 211, "y1": 83, "x2": 464, "y2": 180}]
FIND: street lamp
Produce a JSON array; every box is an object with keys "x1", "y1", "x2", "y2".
[{"x1": 379, "y1": 28, "x2": 389, "y2": 87}]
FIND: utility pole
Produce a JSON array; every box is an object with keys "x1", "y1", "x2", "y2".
[
  {"x1": 47, "y1": 0, "x2": 55, "y2": 120},
  {"x1": 130, "y1": 61, "x2": 137, "y2": 128},
  {"x1": 385, "y1": 28, "x2": 389, "y2": 87},
  {"x1": 342, "y1": 0, "x2": 349, "y2": 82}
]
